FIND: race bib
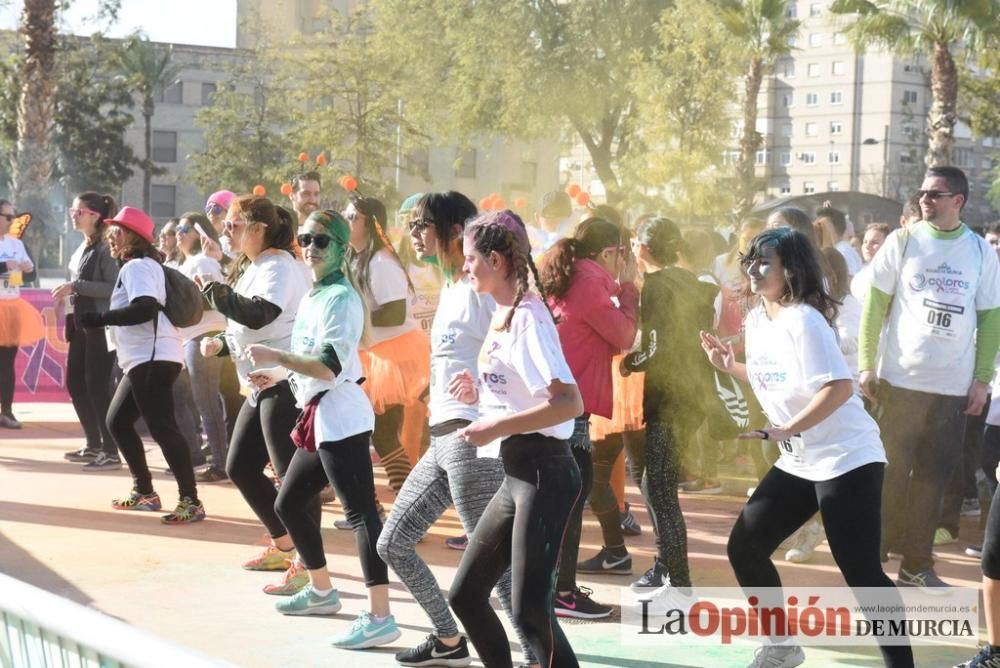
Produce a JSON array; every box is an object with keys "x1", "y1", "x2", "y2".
[
  {"x1": 920, "y1": 298, "x2": 964, "y2": 340},
  {"x1": 778, "y1": 435, "x2": 806, "y2": 466}
]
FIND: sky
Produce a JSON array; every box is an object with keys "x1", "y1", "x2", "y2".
[{"x1": 0, "y1": 0, "x2": 238, "y2": 48}]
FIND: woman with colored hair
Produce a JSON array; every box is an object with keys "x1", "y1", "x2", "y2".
[
  {"x1": 701, "y1": 227, "x2": 912, "y2": 668},
  {"x1": 0, "y1": 199, "x2": 43, "y2": 429},
  {"x1": 540, "y1": 212, "x2": 639, "y2": 620},
  {"x1": 245, "y1": 209, "x2": 400, "y2": 648},
  {"x1": 74, "y1": 206, "x2": 204, "y2": 523},
  {"x1": 55, "y1": 193, "x2": 120, "y2": 464},
  {"x1": 448, "y1": 210, "x2": 584, "y2": 668},
  {"x1": 200, "y1": 195, "x2": 315, "y2": 593},
  {"x1": 344, "y1": 195, "x2": 430, "y2": 500}
]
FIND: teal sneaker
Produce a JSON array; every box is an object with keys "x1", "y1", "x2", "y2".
[
  {"x1": 331, "y1": 610, "x2": 401, "y2": 649},
  {"x1": 274, "y1": 585, "x2": 342, "y2": 616}
]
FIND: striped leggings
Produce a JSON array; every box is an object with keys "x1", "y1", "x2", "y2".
[{"x1": 376, "y1": 425, "x2": 535, "y2": 663}]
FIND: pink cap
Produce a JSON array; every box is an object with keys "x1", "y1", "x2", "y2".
[
  {"x1": 206, "y1": 190, "x2": 235, "y2": 209},
  {"x1": 106, "y1": 206, "x2": 154, "y2": 243}
]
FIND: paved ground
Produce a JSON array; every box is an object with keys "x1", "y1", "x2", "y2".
[{"x1": 0, "y1": 403, "x2": 986, "y2": 667}]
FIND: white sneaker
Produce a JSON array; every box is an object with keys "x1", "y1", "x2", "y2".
[{"x1": 748, "y1": 644, "x2": 805, "y2": 668}]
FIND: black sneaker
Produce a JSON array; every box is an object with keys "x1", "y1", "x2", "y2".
[
  {"x1": 631, "y1": 559, "x2": 669, "y2": 593},
  {"x1": 65, "y1": 447, "x2": 100, "y2": 462},
  {"x1": 955, "y1": 644, "x2": 1000, "y2": 668},
  {"x1": 577, "y1": 547, "x2": 633, "y2": 575},
  {"x1": 395, "y1": 634, "x2": 471, "y2": 667},
  {"x1": 967, "y1": 545, "x2": 984, "y2": 559},
  {"x1": 197, "y1": 466, "x2": 228, "y2": 483},
  {"x1": 554, "y1": 586, "x2": 613, "y2": 619},
  {"x1": 897, "y1": 567, "x2": 950, "y2": 595},
  {"x1": 620, "y1": 501, "x2": 642, "y2": 537},
  {"x1": 82, "y1": 452, "x2": 122, "y2": 471}
]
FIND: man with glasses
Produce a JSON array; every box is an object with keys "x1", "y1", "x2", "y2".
[
  {"x1": 288, "y1": 172, "x2": 321, "y2": 233},
  {"x1": 859, "y1": 166, "x2": 1000, "y2": 592}
]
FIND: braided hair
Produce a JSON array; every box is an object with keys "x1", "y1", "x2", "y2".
[{"x1": 464, "y1": 209, "x2": 555, "y2": 331}]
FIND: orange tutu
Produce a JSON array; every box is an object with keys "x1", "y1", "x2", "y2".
[
  {"x1": 360, "y1": 327, "x2": 431, "y2": 414},
  {"x1": 0, "y1": 298, "x2": 44, "y2": 347},
  {"x1": 590, "y1": 354, "x2": 645, "y2": 441}
]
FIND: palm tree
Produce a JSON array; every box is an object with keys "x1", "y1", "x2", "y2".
[
  {"x1": 12, "y1": 0, "x2": 57, "y2": 259},
  {"x1": 716, "y1": 0, "x2": 800, "y2": 220},
  {"x1": 113, "y1": 36, "x2": 182, "y2": 211},
  {"x1": 831, "y1": 0, "x2": 1000, "y2": 167}
]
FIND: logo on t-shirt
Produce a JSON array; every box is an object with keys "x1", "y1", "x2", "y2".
[{"x1": 909, "y1": 262, "x2": 970, "y2": 295}]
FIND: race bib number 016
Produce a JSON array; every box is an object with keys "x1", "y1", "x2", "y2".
[
  {"x1": 778, "y1": 435, "x2": 806, "y2": 465},
  {"x1": 922, "y1": 298, "x2": 964, "y2": 340}
]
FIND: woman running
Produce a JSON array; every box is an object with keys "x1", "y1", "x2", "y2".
[
  {"x1": 172, "y1": 212, "x2": 229, "y2": 481},
  {"x1": 201, "y1": 195, "x2": 315, "y2": 593},
  {"x1": 447, "y1": 210, "x2": 584, "y2": 668},
  {"x1": 74, "y1": 207, "x2": 204, "y2": 523},
  {"x1": 345, "y1": 195, "x2": 430, "y2": 500},
  {"x1": 56, "y1": 193, "x2": 120, "y2": 466},
  {"x1": 249, "y1": 209, "x2": 400, "y2": 649},
  {"x1": 376, "y1": 192, "x2": 534, "y2": 667},
  {"x1": 540, "y1": 213, "x2": 639, "y2": 620},
  {"x1": 701, "y1": 227, "x2": 912, "y2": 668},
  {"x1": 621, "y1": 217, "x2": 717, "y2": 596}
]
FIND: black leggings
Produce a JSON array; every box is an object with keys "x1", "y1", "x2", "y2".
[
  {"x1": 556, "y1": 416, "x2": 592, "y2": 593},
  {"x1": 981, "y1": 471, "x2": 1000, "y2": 579},
  {"x1": 0, "y1": 345, "x2": 15, "y2": 415},
  {"x1": 590, "y1": 430, "x2": 646, "y2": 548},
  {"x1": 449, "y1": 434, "x2": 582, "y2": 668},
  {"x1": 372, "y1": 403, "x2": 413, "y2": 494},
  {"x1": 66, "y1": 322, "x2": 117, "y2": 454},
  {"x1": 108, "y1": 361, "x2": 196, "y2": 501},
  {"x1": 226, "y1": 381, "x2": 320, "y2": 540},
  {"x1": 643, "y1": 420, "x2": 691, "y2": 587},
  {"x1": 274, "y1": 431, "x2": 389, "y2": 586},
  {"x1": 729, "y1": 462, "x2": 913, "y2": 668}
]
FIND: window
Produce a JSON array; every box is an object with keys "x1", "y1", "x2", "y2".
[
  {"x1": 522, "y1": 161, "x2": 537, "y2": 186},
  {"x1": 833, "y1": 32, "x2": 847, "y2": 45},
  {"x1": 809, "y1": 33, "x2": 822, "y2": 47},
  {"x1": 805, "y1": 122, "x2": 818, "y2": 137},
  {"x1": 788, "y1": 35, "x2": 799, "y2": 47},
  {"x1": 800, "y1": 152, "x2": 817, "y2": 164},
  {"x1": 783, "y1": 61, "x2": 796, "y2": 78},
  {"x1": 783, "y1": 94, "x2": 794, "y2": 108},
  {"x1": 755, "y1": 149, "x2": 769, "y2": 166},
  {"x1": 781, "y1": 123, "x2": 793, "y2": 138},
  {"x1": 830, "y1": 121, "x2": 843, "y2": 135},
  {"x1": 804, "y1": 181, "x2": 817, "y2": 194},
  {"x1": 152, "y1": 131, "x2": 177, "y2": 163},
  {"x1": 808, "y1": 63, "x2": 821, "y2": 77},
  {"x1": 955, "y1": 148, "x2": 973, "y2": 168},
  {"x1": 828, "y1": 151, "x2": 841, "y2": 164},
  {"x1": 200, "y1": 82, "x2": 216, "y2": 106},
  {"x1": 832, "y1": 61, "x2": 846, "y2": 76},
  {"x1": 902, "y1": 123, "x2": 918, "y2": 138},
  {"x1": 903, "y1": 90, "x2": 918, "y2": 105},
  {"x1": 786, "y1": 4, "x2": 797, "y2": 18},
  {"x1": 830, "y1": 91, "x2": 843, "y2": 105},
  {"x1": 810, "y1": 3, "x2": 823, "y2": 17},
  {"x1": 455, "y1": 147, "x2": 477, "y2": 179},
  {"x1": 780, "y1": 183, "x2": 792, "y2": 195},
  {"x1": 983, "y1": 158, "x2": 993, "y2": 170},
  {"x1": 780, "y1": 151, "x2": 792, "y2": 166},
  {"x1": 828, "y1": 181, "x2": 841, "y2": 192},
  {"x1": 900, "y1": 151, "x2": 916, "y2": 164},
  {"x1": 151, "y1": 185, "x2": 176, "y2": 219},
  {"x1": 806, "y1": 93, "x2": 819, "y2": 106},
  {"x1": 156, "y1": 81, "x2": 182, "y2": 104}
]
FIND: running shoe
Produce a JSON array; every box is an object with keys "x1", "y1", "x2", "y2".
[
  {"x1": 197, "y1": 466, "x2": 228, "y2": 483},
  {"x1": 784, "y1": 519, "x2": 825, "y2": 564},
  {"x1": 275, "y1": 585, "x2": 342, "y2": 616},
  {"x1": 934, "y1": 528, "x2": 958, "y2": 546},
  {"x1": 631, "y1": 558, "x2": 669, "y2": 594},
  {"x1": 620, "y1": 502, "x2": 643, "y2": 537},
  {"x1": 331, "y1": 610, "x2": 401, "y2": 649},
  {"x1": 955, "y1": 644, "x2": 1000, "y2": 668},
  {"x1": 242, "y1": 542, "x2": 295, "y2": 571},
  {"x1": 897, "y1": 567, "x2": 950, "y2": 595},
  {"x1": 967, "y1": 545, "x2": 984, "y2": 558},
  {"x1": 395, "y1": 634, "x2": 472, "y2": 667},
  {"x1": 82, "y1": 452, "x2": 122, "y2": 471},
  {"x1": 111, "y1": 489, "x2": 162, "y2": 511},
  {"x1": 962, "y1": 498, "x2": 982, "y2": 517},
  {"x1": 65, "y1": 447, "x2": 100, "y2": 462},
  {"x1": 0, "y1": 413, "x2": 22, "y2": 429},
  {"x1": 161, "y1": 497, "x2": 206, "y2": 524},
  {"x1": 263, "y1": 560, "x2": 309, "y2": 596},
  {"x1": 554, "y1": 586, "x2": 612, "y2": 619},
  {"x1": 445, "y1": 534, "x2": 468, "y2": 551},
  {"x1": 748, "y1": 644, "x2": 805, "y2": 668},
  {"x1": 577, "y1": 547, "x2": 632, "y2": 575}
]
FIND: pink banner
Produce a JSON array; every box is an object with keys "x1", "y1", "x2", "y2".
[{"x1": 15, "y1": 289, "x2": 70, "y2": 402}]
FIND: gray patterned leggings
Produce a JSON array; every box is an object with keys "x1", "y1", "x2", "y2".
[{"x1": 642, "y1": 420, "x2": 692, "y2": 588}]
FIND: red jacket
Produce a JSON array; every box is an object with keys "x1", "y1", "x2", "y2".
[{"x1": 550, "y1": 259, "x2": 639, "y2": 419}]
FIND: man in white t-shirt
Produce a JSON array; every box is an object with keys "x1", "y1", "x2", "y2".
[
  {"x1": 859, "y1": 166, "x2": 1000, "y2": 592},
  {"x1": 288, "y1": 171, "x2": 321, "y2": 232}
]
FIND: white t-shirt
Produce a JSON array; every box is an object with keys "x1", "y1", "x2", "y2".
[
  {"x1": 745, "y1": 303, "x2": 886, "y2": 481},
  {"x1": 177, "y1": 253, "x2": 227, "y2": 341},
  {"x1": 850, "y1": 263, "x2": 873, "y2": 302},
  {"x1": 429, "y1": 276, "x2": 496, "y2": 426},
  {"x1": 288, "y1": 276, "x2": 375, "y2": 444},
  {"x1": 66, "y1": 240, "x2": 87, "y2": 314},
  {"x1": 0, "y1": 236, "x2": 30, "y2": 300},
  {"x1": 109, "y1": 257, "x2": 183, "y2": 374},
  {"x1": 836, "y1": 293, "x2": 862, "y2": 380},
  {"x1": 869, "y1": 222, "x2": 1000, "y2": 397},
  {"x1": 836, "y1": 240, "x2": 864, "y2": 277},
  {"x1": 225, "y1": 250, "x2": 311, "y2": 399},
  {"x1": 362, "y1": 248, "x2": 418, "y2": 345},
  {"x1": 476, "y1": 293, "x2": 577, "y2": 456},
  {"x1": 408, "y1": 262, "x2": 443, "y2": 334}
]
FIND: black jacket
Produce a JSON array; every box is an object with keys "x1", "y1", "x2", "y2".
[{"x1": 72, "y1": 239, "x2": 118, "y2": 315}]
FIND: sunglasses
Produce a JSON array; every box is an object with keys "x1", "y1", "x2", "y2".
[
  {"x1": 69, "y1": 207, "x2": 99, "y2": 218},
  {"x1": 176, "y1": 225, "x2": 194, "y2": 235},
  {"x1": 297, "y1": 232, "x2": 333, "y2": 249},
  {"x1": 223, "y1": 219, "x2": 267, "y2": 233},
  {"x1": 205, "y1": 203, "x2": 225, "y2": 216},
  {"x1": 409, "y1": 217, "x2": 435, "y2": 233},
  {"x1": 0, "y1": 213, "x2": 14, "y2": 222},
  {"x1": 917, "y1": 190, "x2": 957, "y2": 200}
]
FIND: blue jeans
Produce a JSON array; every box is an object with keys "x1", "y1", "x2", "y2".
[{"x1": 173, "y1": 334, "x2": 227, "y2": 467}]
